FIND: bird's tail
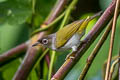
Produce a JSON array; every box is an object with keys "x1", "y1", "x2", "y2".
[
  {"x1": 87, "y1": 11, "x2": 103, "y2": 22},
  {"x1": 77, "y1": 11, "x2": 103, "y2": 33}
]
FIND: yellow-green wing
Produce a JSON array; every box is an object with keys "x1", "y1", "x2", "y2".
[
  {"x1": 56, "y1": 20, "x2": 84, "y2": 48},
  {"x1": 77, "y1": 16, "x2": 90, "y2": 34}
]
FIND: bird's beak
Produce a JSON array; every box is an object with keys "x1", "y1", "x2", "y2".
[{"x1": 32, "y1": 42, "x2": 40, "y2": 47}]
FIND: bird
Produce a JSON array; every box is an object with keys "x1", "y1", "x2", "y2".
[{"x1": 32, "y1": 12, "x2": 102, "y2": 53}]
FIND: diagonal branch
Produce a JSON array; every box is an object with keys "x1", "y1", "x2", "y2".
[{"x1": 52, "y1": 0, "x2": 116, "y2": 79}]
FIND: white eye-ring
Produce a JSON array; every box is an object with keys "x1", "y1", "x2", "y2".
[{"x1": 42, "y1": 39, "x2": 48, "y2": 44}]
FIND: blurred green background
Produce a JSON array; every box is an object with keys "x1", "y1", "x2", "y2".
[{"x1": 0, "y1": 0, "x2": 120, "y2": 80}]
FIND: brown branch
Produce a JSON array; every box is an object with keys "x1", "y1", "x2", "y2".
[
  {"x1": 0, "y1": 42, "x2": 28, "y2": 67},
  {"x1": 79, "y1": 19, "x2": 113, "y2": 80},
  {"x1": 51, "y1": 0, "x2": 116, "y2": 79},
  {"x1": 105, "y1": 0, "x2": 119, "y2": 79},
  {"x1": 45, "y1": 53, "x2": 55, "y2": 77},
  {"x1": 45, "y1": 53, "x2": 51, "y2": 68},
  {"x1": 12, "y1": 0, "x2": 68, "y2": 80}
]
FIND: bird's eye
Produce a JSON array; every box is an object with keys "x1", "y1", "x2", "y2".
[{"x1": 42, "y1": 39, "x2": 48, "y2": 45}]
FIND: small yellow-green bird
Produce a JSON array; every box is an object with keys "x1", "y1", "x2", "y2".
[{"x1": 33, "y1": 12, "x2": 102, "y2": 52}]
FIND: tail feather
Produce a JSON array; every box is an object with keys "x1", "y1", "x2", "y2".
[
  {"x1": 87, "y1": 11, "x2": 103, "y2": 22},
  {"x1": 77, "y1": 11, "x2": 103, "y2": 33}
]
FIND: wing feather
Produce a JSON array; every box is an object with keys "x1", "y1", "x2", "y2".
[{"x1": 56, "y1": 20, "x2": 84, "y2": 48}]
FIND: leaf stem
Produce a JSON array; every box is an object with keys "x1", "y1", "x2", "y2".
[
  {"x1": 48, "y1": 51, "x2": 56, "y2": 80},
  {"x1": 59, "y1": 0, "x2": 79, "y2": 29},
  {"x1": 31, "y1": 12, "x2": 65, "y2": 36},
  {"x1": 32, "y1": 0, "x2": 36, "y2": 14},
  {"x1": 109, "y1": 58, "x2": 119, "y2": 80},
  {"x1": 102, "y1": 55, "x2": 119, "y2": 79},
  {"x1": 33, "y1": 48, "x2": 49, "y2": 69}
]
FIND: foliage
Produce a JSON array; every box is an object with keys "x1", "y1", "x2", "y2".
[
  {"x1": 0, "y1": 0, "x2": 55, "y2": 80},
  {"x1": 0, "y1": 0, "x2": 120, "y2": 80},
  {"x1": 0, "y1": 0, "x2": 32, "y2": 25}
]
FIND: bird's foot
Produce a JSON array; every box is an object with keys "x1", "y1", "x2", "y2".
[
  {"x1": 65, "y1": 51, "x2": 76, "y2": 60},
  {"x1": 72, "y1": 46, "x2": 78, "y2": 51}
]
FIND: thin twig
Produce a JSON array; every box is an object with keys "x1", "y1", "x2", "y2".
[
  {"x1": 105, "y1": 0, "x2": 119, "y2": 79},
  {"x1": 79, "y1": 19, "x2": 113, "y2": 80},
  {"x1": 48, "y1": 51, "x2": 55, "y2": 80},
  {"x1": 33, "y1": 48, "x2": 49, "y2": 69},
  {"x1": 102, "y1": 55, "x2": 119, "y2": 79},
  {"x1": 109, "y1": 58, "x2": 119, "y2": 80},
  {"x1": 32, "y1": 0, "x2": 36, "y2": 14},
  {"x1": 59, "y1": 0, "x2": 78, "y2": 29},
  {"x1": 52, "y1": 0, "x2": 116, "y2": 79},
  {"x1": 31, "y1": 12, "x2": 65, "y2": 36}
]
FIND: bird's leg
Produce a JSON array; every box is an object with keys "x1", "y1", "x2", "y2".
[
  {"x1": 72, "y1": 46, "x2": 78, "y2": 51},
  {"x1": 65, "y1": 52, "x2": 76, "y2": 60},
  {"x1": 65, "y1": 40, "x2": 86, "y2": 60},
  {"x1": 65, "y1": 46, "x2": 78, "y2": 60}
]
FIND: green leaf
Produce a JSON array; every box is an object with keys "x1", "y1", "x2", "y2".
[
  {"x1": 0, "y1": 0, "x2": 32, "y2": 25},
  {"x1": 99, "y1": 0, "x2": 112, "y2": 10},
  {"x1": 0, "y1": 0, "x2": 6, "y2": 3},
  {"x1": 0, "y1": 23, "x2": 29, "y2": 53},
  {"x1": 35, "y1": 0, "x2": 56, "y2": 20},
  {"x1": 0, "y1": 23, "x2": 29, "y2": 80},
  {"x1": 29, "y1": 69, "x2": 38, "y2": 80},
  {"x1": 0, "y1": 59, "x2": 20, "y2": 80}
]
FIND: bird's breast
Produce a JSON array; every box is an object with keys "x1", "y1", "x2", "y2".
[{"x1": 61, "y1": 31, "x2": 85, "y2": 50}]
